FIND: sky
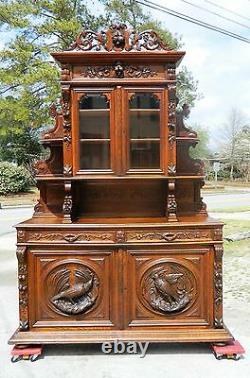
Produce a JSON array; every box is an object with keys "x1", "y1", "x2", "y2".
[
  {"x1": 0, "y1": 0, "x2": 249, "y2": 150},
  {"x1": 140, "y1": 0, "x2": 250, "y2": 148}
]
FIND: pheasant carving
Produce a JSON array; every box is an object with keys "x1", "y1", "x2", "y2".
[
  {"x1": 153, "y1": 272, "x2": 184, "y2": 305},
  {"x1": 52, "y1": 274, "x2": 93, "y2": 304},
  {"x1": 142, "y1": 263, "x2": 196, "y2": 313},
  {"x1": 49, "y1": 267, "x2": 99, "y2": 315}
]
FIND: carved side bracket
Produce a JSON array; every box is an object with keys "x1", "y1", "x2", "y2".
[
  {"x1": 61, "y1": 84, "x2": 72, "y2": 177},
  {"x1": 166, "y1": 179, "x2": 177, "y2": 222},
  {"x1": 42, "y1": 103, "x2": 63, "y2": 141},
  {"x1": 16, "y1": 246, "x2": 29, "y2": 331},
  {"x1": 176, "y1": 143, "x2": 205, "y2": 176},
  {"x1": 197, "y1": 179, "x2": 207, "y2": 215},
  {"x1": 34, "y1": 145, "x2": 63, "y2": 176},
  {"x1": 166, "y1": 80, "x2": 177, "y2": 172},
  {"x1": 214, "y1": 245, "x2": 223, "y2": 328},
  {"x1": 63, "y1": 181, "x2": 72, "y2": 224},
  {"x1": 61, "y1": 64, "x2": 71, "y2": 81},
  {"x1": 167, "y1": 64, "x2": 176, "y2": 81}
]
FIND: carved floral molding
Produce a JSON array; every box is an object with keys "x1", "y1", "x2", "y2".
[{"x1": 81, "y1": 63, "x2": 157, "y2": 79}]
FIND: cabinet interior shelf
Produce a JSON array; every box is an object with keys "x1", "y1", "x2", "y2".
[
  {"x1": 129, "y1": 109, "x2": 160, "y2": 112},
  {"x1": 80, "y1": 139, "x2": 110, "y2": 142},
  {"x1": 130, "y1": 138, "x2": 160, "y2": 142},
  {"x1": 79, "y1": 109, "x2": 109, "y2": 113}
]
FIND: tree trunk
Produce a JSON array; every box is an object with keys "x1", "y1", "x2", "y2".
[{"x1": 230, "y1": 164, "x2": 234, "y2": 181}]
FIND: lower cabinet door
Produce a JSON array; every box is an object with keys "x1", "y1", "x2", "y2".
[
  {"x1": 124, "y1": 246, "x2": 214, "y2": 328},
  {"x1": 28, "y1": 248, "x2": 118, "y2": 329}
]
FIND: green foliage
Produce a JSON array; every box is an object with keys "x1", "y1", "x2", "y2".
[
  {"x1": 0, "y1": 127, "x2": 42, "y2": 166},
  {"x1": 189, "y1": 124, "x2": 211, "y2": 160},
  {"x1": 0, "y1": 0, "x2": 200, "y2": 169},
  {"x1": 0, "y1": 161, "x2": 32, "y2": 194},
  {"x1": 177, "y1": 66, "x2": 201, "y2": 108}
]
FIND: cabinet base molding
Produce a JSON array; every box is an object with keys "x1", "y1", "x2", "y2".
[{"x1": 9, "y1": 326, "x2": 233, "y2": 345}]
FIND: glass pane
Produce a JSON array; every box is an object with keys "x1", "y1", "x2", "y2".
[
  {"x1": 130, "y1": 141, "x2": 160, "y2": 169},
  {"x1": 80, "y1": 94, "x2": 109, "y2": 109},
  {"x1": 80, "y1": 142, "x2": 110, "y2": 170},
  {"x1": 129, "y1": 93, "x2": 160, "y2": 109},
  {"x1": 79, "y1": 111, "x2": 110, "y2": 139},
  {"x1": 79, "y1": 93, "x2": 111, "y2": 170},
  {"x1": 130, "y1": 111, "x2": 160, "y2": 138},
  {"x1": 129, "y1": 93, "x2": 161, "y2": 169}
]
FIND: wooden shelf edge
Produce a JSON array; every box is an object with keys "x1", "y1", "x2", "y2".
[
  {"x1": 9, "y1": 326, "x2": 233, "y2": 345},
  {"x1": 35, "y1": 175, "x2": 206, "y2": 181}
]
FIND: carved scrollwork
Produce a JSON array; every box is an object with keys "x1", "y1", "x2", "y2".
[
  {"x1": 142, "y1": 262, "x2": 197, "y2": 314},
  {"x1": 68, "y1": 23, "x2": 171, "y2": 52},
  {"x1": 69, "y1": 30, "x2": 106, "y2": 51},
  {"x1": 16, "y1": 247, "x2": 29, "y2": 330},
  {"x1": 82, "y1": 65, "x2": 112, "y2": 78},
  {"x1": 47, "y1": 264, "x2": 99, "y2": 315},
  {"x1": 133, "y1": 30, "x2": 169, "y2": 51}
]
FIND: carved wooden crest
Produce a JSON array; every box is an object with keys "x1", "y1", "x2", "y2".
[
  {"x1": 46, "y1": 263, "x2": 99, "y2": 315},
  {"x1": 68, "y1": 22, "x2": 171, "y2": 52},
  {"x1": 141, "y1": 262, "x2": 197, "y2": 314}
]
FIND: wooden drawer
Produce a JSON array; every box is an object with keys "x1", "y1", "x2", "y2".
[{"x1": 18, "y1": 225, "x2": 221, "y2": 246}]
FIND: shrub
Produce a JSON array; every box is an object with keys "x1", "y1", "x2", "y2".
[{"x1": 0, "y1": 162, "x2": 32, "y2": 195}]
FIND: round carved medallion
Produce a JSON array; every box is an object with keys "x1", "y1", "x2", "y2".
[
  {"x1": 141, "y1": 262, "x2": 197, "y2": 314},
  {"x1": 46, "y1": 263, "x2": 99, "y2": 315}
]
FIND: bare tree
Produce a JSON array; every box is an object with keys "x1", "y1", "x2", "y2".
[
  {"x1": 234, "y1": 126, "x2": 250, "y2": 182},
  {"x1": 221, "y1": 108, "x2": 247, "y2": 181}
]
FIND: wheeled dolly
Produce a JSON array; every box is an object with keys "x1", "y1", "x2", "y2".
[
  {"x1": 212, "y1": 340, "x2": 245, "y2": 360},
  {"x1": 11, "y1": 345, "x2": 43, "y2": 362}
]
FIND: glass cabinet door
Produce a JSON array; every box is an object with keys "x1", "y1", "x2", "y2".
[
  {"x1": 77, "y1": 92, "x2": 112, "y2": 171},
  {"x1": 125, "y1": 90, "x2": 166, "y2": 173}
]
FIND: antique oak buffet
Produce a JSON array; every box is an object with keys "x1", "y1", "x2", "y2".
[{"x1": 9, "y1": 23, "x2": 232, "y2": 347}]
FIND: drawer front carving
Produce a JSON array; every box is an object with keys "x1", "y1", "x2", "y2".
[
  {"x1": 21, "y1": 227, "x2": 217, "y2": 245},
  {"x1": 26, "y1": 231, "x2": 115, "y2": 244},
  {"x1": 126, "y1": 229, "x2": 212, "y2": 243},
  {"x1": 28, "y1": 249, "x2": 117, "y2": 328},
  {"x1": 125, "y1": 247, "x2": 213, "y2": 327}
]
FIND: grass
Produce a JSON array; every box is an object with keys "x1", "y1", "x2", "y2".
[
  {"x1": 221, "y1": 219, "x2": 250, "y2": 256},
  {"x1": 210, "y1": 206, "x2": 250, "y2": 213},
  {"x1": 0, "y1": 187, "x2": 39, "y2": 206}
]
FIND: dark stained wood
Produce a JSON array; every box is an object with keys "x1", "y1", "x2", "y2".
[{"x1": 9, "y1": 23, "x2": 232, "y2": 347}]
